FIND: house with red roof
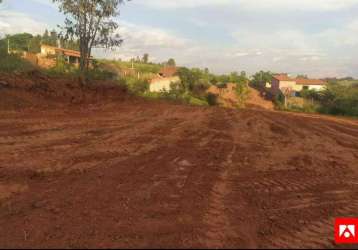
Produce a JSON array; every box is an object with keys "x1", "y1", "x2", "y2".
[
  {"x1": 271, "y1": 74, "x2": 327, "y2": 96},
  {"x1": 158, "y1": 66, "x2": 178, "y2": 78},
  {"x1": 149, "y1": 66, "x2": 180, "y2": 92}
]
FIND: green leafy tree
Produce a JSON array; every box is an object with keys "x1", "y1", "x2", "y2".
[
  {"x1": 297, "y1": 74, "x2": 308, "y2": 79},
  {"x1": 251, "y1": 71, "x2": 273, "y2": 88},
  {"x1": 53, "y1": 0, "x2": 127, "y2": 79},
  {"x1": 7, "y1": 33, "x2": 33, "y2": 52},
  {"x1": 176, "y1": 67, "x2": 199, "y2": 92},
  {"x1": 28, "y1": 35, "x2": 42, "y2": 53},
  {"x1": 167, "y1": 58, "x2": 176, "y2": 67},
  {"x1": 142, "y1": 53, "x2": 149, "y2": 63}
]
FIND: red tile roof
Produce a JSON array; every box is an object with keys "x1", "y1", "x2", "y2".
[
  {"x1": 273, "y1": 74, "x2": 327, "y2": 85},
  {"x1": 273, "y1": 74, "x2": 295, "y2": 81},
  {"x1": 295, "y1": 78, "x2": 327, "y2": 85},
  {"x1": 41, "y1": 44, "x2": 87, "y2": 58},
  {"x1": 159, "y1": 66, "x2": 177, "y2": 77}
]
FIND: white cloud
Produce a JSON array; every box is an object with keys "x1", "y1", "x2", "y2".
[
  {"x1": 135, "y1": 0, "x2": 358, "y2": 11},
  {"x1": 0, "y1": 10, "x2": 48, "y2": 36},
  {"x1": 235, "y1": 52, "x2": 250, "y2": 57},
  {"x1": 134, "y1": 0, "x2": 231, "y2": 9},
  {"x1": 94, "y1": 21, "x2": 192, "y2": 62},
  {"x1": 238, "y1": 0, "x2": 358, "y2": 11}
]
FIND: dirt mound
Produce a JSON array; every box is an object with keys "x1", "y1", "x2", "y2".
[
  {"x1": 0, "y1": 73, "x2": 357, "y2": 248},
  {"x1": 245, "y1": 87, "x2": 274, "y2": 110},
  {"x1": 0, "y1": 71, "x2": 128, "y2": 110}
]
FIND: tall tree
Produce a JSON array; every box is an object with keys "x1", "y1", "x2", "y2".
[
  {"x1": 49, "y1": 30, "x2": 58, "y2": 46},
  {"x1": 53, "y1": 0, "x2": 126, "y2": 79},
  {"x1": 167, "y1": 58, "x2": 176, "y2": 67},
  {"x1": 142, "y1": 53, "x2": 149, "y2": 63}
]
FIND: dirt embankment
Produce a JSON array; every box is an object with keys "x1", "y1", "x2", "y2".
[
  {"x1": 0, "y1": 71, "x2": 128, "y2": 110},
  {"x1": 0, "y1": 73, "x2": 357, "y2": 248},
  {"x1": 245, "y1": 87, "x2": 274, "y2": 110}
]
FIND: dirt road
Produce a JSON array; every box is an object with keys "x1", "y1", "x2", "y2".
[{"x1": 0, "y1": 74, "x2": 358, "y2": 248}]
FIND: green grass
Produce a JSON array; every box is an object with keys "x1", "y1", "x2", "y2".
[
  {"x1": 141, "y1": 91, "x2": 209, "y2": 106},
  {"x1": 99, "y1": 59, "x2": 162, "y2": 74},
  {"x1": 0, "y1": 53, "x2": 36, "y2": 73}
]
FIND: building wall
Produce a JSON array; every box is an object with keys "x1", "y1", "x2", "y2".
[
  {"x1": 279, "y1": 80, "x2": 297, "y2": 89},
  {"x1": 271, "y1": 79, "x2": 296, "y2": 94},
  {"x1": 307, "y1": 85, "x2": 325, "y2": 91},
  {"x1": 37, "y1": 57, "x2": 56, "y2": 69},
  {"x1": 271, "y1": 79, "x2": 280, "y2": 94},
  {"x1": 41, "y1": 46, "x2": 56, "y2": 56},
  {"x1": 149, "y1": 76, "x2": 180, "y2": 92}
]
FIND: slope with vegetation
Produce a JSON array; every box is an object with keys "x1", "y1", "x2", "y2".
[
  {"x1": 0, "y1": 32, "x2": 250, "y2": 108},
  {"x1": 249, "y1": 70, "x2": 358, "y2": 117}
]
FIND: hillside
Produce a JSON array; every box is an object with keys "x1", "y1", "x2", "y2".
[
  {"x1": 245, "y1": 87, "x2": 274, "y2": 110},
  {"x1": 0, "y1": 73, "x2": 357, "y2": 248}
]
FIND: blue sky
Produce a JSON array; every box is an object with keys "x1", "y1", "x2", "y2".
[{"x1": 1, "y1": 0, "x2": 358, "y2": 77}]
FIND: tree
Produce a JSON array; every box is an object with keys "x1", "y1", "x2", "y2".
[
  {"x1": 53, "y1": 0, "x2": 126, "y2": 79},
  {"x1": 297, "y1": 74, "x2": 308, "y2": 79},
  {"x1": 7, "y1": 33, "x2": 33, "y2": 52},
  {"x1": 176, "y1": 67, "x2": 199, "y2": 92},
  {"x1": 251, "y1": 71, "x2": 273, "y2": 88},
  {"x1": 49, "y1": 30, "x2": 58, "y2": 46},
  {"x1": 167, "y1": 58, "x2": 176, "y2": 67},
  {"x1": 142, "y1": 53, "x2": 149, "y2": 63}
]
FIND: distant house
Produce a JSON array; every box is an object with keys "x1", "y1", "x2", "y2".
[
  {"x1": 39, "y1": 44, "x2": 85, "y2": 67},
  {"x1": 271, "y1": 74, "x2": 327, "y2": 96},
  {"x1": 149, "y1": 76, "x2": 181, "y2": 92},
  {"x1": 149, "y1": 66, "x2": 180, "y2": 92}
]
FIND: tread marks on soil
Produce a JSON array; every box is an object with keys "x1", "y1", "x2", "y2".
[{"x1": 201, "y1": 110, "x2": 240, "y2": 248}]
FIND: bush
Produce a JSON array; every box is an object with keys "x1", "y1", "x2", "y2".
[
  {"x1": 313, "y1": 84, "x2": 358, "y2": 117},
  {"x1": 236, "y1": 83, "x2": 249, "y2": 107},
  {"x1": 188, "y1": 96, "x2": 208, "y2": 106},
  {"x1": 273, "y1": 93, "x2": 285, "y2": 109},
  {"x1": 126, "y1": 77, "x2": 149, "y2": 94},
  {"x1": 206, "y1": 93, "x2": 218, "y2": 106},
  {"x1": 286, "y1": 102, "x2": 319, "y2": 113},
  {"x1": 0, "y1": 53, "x2": 35, "y2": 73}
]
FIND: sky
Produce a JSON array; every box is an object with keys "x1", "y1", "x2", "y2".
[{"x1": 0, "y1": 0, "x2": 358, "y2": 77}]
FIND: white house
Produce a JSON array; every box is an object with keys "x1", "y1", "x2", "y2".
[
  {"x1": 149, "y1": 76, "x2": 181, "y2": 92},
  {"x1": 271, "y1": 74, "x2": 327, "y2": 96}
]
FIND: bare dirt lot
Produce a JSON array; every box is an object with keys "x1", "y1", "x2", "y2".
[{"x1": 0, "y1": 73, "x2": 357, "y2": 248}]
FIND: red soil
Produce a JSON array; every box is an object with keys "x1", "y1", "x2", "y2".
[{"x1": 0, "y1": 72, "x2": 357, "y2": 248}]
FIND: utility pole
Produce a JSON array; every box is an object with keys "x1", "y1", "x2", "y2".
[{"x1": 7, "y1": 38, "x2": 10, "y2": 54}]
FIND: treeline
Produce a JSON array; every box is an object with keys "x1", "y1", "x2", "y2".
[
  {"x1": 302, "y1": 83, "x2": 358, "y2": 117},
  {"x1": 0, "y1": 30, "x2": 79, "y2": 55}
]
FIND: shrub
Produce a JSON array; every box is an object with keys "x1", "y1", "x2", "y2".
[
  {"x1": 0, "y1": 53, "x2": 35, "y2": 73},
  {"x1": 206, "y1": 93, "x2": 218, "y2": 106},
  {"x1": 273, "y1": 92, "x2": 285, "y2": 109},
  {"x1": 126, "y1": 77, "x2": 149, "y2": 94}
]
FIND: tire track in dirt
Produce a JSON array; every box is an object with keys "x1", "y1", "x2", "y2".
[
  {"x1": 235, "y1": 109, "x2": 358, "y2": 249},
  {"x1": 203, "y1": 143, "x2": 238, "y2": 248},
  {"x1": 202, "y1": 109, "x2": 259, "y2": 249}
]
